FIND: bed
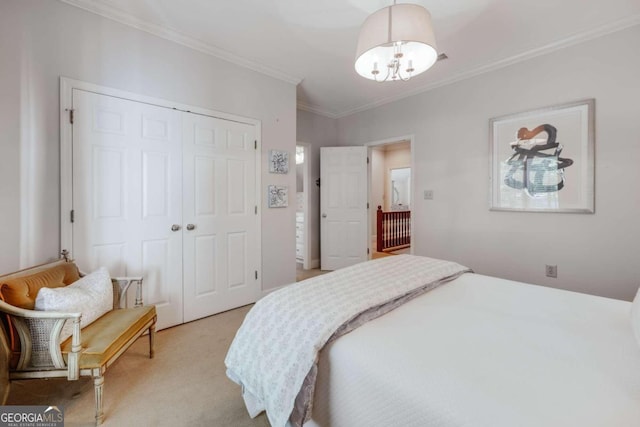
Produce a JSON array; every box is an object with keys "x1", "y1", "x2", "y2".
[{"x1": 226, "y1": 255, "x2": 640, "y2": 427}]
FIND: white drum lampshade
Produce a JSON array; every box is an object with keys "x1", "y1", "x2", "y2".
[{"x1": 355, "y1": 3, "x2": 438, "y2": 81}]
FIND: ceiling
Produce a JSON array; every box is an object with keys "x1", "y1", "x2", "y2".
[{"x1": 62, "y1": 0, "x2": 640, "y2": 118}]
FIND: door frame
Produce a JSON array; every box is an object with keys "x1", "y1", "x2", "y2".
[
  {"x1": 59, "y1": 77, "x2": 262, "y2": 281},
  {"x1": 364, "y1": 134, "x2": 415, "y2": 257},
  {"x1": 296, "y1": 142, "x2": 312, "y2": 270}
]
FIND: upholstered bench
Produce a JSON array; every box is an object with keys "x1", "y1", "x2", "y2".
[{"x1": 0, "y1": 258, "x2": 156, "y2": 425}]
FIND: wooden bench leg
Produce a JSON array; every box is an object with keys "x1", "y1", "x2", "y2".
[
  {"x1": 149, "y1": 322, "x2": 156, "y2": 359},
  {"x1": 94, "y1": 375, "x2": 105, "y2": 425}
]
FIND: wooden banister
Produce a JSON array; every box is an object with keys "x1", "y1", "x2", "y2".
[{"x1": 376, "y1": 206, "x2": 411, "y2": 252}]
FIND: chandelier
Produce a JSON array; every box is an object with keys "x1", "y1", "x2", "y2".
[{"x1": 355, "y1": 1, "x2": 438, "y2": 82}]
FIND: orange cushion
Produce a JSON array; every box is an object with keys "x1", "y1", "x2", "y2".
[
  {"x1": 0, "y1": 263, "x2": 80, "y2": 310},
  {"x1": 0, "y1": 262, "x2": 81, "y2": 361}
]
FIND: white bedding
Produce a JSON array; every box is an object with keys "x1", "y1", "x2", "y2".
[
  {"x1": 307, "y1": 273, "x2": 640, "y2": 427},
  {"x1": 225, "y1": 255, "x2": 469, "y2": 427}
]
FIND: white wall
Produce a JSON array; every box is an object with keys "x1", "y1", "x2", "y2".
[
  {"x1": 296, "y1": 109, "x2": 339, "y2": 268},
  {"x1": 0, "y1": 0, "x2": 297, "y2": 291},
  {"x1": 338, "y1": 26, "x2": 640, "y2": 301}
]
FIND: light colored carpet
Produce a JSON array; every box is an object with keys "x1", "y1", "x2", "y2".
[
  {"x1": 6, "y1": 305, "x2": 270, "y2": 427},
  {"x1": 296, "y1": 267, "x2": 327, "y2": 282}
]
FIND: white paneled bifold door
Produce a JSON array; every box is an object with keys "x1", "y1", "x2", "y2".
[
  {"x1": 71, "y1": 89, "x2": 260, "y2": 330},
  {"x1": 181, "y1": 113, "x2": 259, "y2": 322}
]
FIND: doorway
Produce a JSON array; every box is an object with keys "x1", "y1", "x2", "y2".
[
  {"x1": 296, "y1": 143, "x2": 311, "y2": 278},
  {"x1": 367, "y1": 137, "x2": 414, "y2": 259}
]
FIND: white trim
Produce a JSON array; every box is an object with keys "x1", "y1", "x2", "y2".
[
  {"x1": 60, "y1": 77, "x2": 262, "y2": 126},
  {"x1": 59, "y1": 78, "x2": 74, "y2": 260},
  {"x1": 328, "y1": 14, "x2": 640, "y2": 119},
  {"x1": 297, "y1": 142, "x2": 313, "y2": 270},
  {"x1": 254, "y1": 125, "x2": 263, "y2": 298},
  {"x1": 309, "y1": 258, "x2": 320, "y2": 269},
  {"x1": 364, "y1": 135, "x2": 415, "y2": 256},
  {"x1": 297, "y1": 102, "x2": 339, "y2": 120},
  {"x1": 59, "y1": 76, "x2": 263, "y2": 294},
  {"x1": 58, "y1": 0, "x2": 301, "y2": 86},
  {"x1": 57, "y1": 0, "x2": 638, "y2": 118}
]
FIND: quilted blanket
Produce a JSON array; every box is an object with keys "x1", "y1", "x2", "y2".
[{"x1": 225, "y1": 255, "x2": 471, "y2": 427}]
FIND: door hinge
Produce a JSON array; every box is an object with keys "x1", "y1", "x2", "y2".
[
  {"x1": 254, "y1": 140, "x2": 257, "y2": 150},
  {"x1": 70, "y1": 209, "x2": 75, "y2": 223},
  {"x1": 367, "y1": 248, "x2": 370, "y2": 255},
  {"x1": 367, "y1": 156, "x2": 369, "y2": 164},
  {"x1": 255, "y1": 205, "x2": 258, "y2": 214},
  {"x1": 255, "y1": 270, "x2": 258, "y2": 280},
  {"x1": 367, "y1": 202, "x2": 369, "y2": 209},
  {"x1": 69, "y1": 109, "x2": 75, "y2": 124}
]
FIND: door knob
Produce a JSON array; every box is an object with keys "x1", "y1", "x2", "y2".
[
  {"x1": 171, "y1": 224, "x2": 181, "y2": 232},
  {"x1": 322, "y1": 213, "x2": 327, "y2": 218},
  {"x1": 186, "y1": 224, "x2": 196, "y2": 231}
]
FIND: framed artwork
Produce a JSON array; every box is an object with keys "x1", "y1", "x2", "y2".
[
  {"x1": 267, "y1": 185, "x2": 288, "y2": 208},
  {"x1": 269, "y1": 150, "x2": 289, "y2": 174},
  {"x1": 489, "y1": 99, "x2": 595, "y2": 213}
]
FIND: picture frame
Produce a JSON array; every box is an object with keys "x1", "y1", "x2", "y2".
[
  {"x1": 269, "y1": 150, "x2": 289, "y2": 174},
  {"x1": 489, "y1": 99, "x2": 595, "y2": 213},
  {"x1": 267, "y1": 185, "x2": 288, "y2": 208}
]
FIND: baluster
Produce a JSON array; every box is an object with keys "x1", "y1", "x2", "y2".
[
  {"x1": 407, "y1": 211, "x2": 411, "y2": 245},
  {"x1": 390, "y1": 211, "x2": 394, "y2": 248},
  {"x1": 393, "y1": 212, "x2": 398, "y2": 248},
  {"x1": 377, "y1": 206, "x2": 383, "y2": 252},
  {"x1": 406, "y1": 211, "x2": 409, "y2": 245},
  {"x1": 402, "y1": 211, "x2": 405, "y2": 246},
  {"x1": 400, "y1": 212, "x2": 404, "y2": 246}
]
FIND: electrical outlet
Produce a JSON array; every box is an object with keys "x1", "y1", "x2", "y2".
[
  {"x1": 545, "y1": 264, "x2": 557, "y2": 278},
  {"x1": 424, "y1": 190, "x2": 434, "y2": 200}
]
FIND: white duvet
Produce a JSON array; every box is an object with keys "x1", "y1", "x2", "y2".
[
  {"x1": 225, "y1": 255, "x2": 470, "y2": 427},
  {"x1": 307, "y1": 273, "x2": 640, "y2": 427}
]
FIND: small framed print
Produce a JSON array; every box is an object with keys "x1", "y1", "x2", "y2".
[
  {"x1": 489, "y1": 99, "x2": 595, "y2": 213},
  {"x1": 267, "y1": 185, "x2": 288, "y2": 208},
  {"x1": 269, "y1": 150, "x2": 289, "y2": 174}
]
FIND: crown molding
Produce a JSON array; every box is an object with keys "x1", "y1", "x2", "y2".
[
  {"x1": 59, "y1": 0, "x2": 302, "y2": 86},
  {"x1": 334, "y1": 13, "x2": 640, "y2": 118},
  {"x1": 57, "y1": 0, "x2": 639, "y2": 117},
  {"x1": 296, "y1": 102, "x2": 339, "y2": 119}
]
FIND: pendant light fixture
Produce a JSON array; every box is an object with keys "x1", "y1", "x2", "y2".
[{"x1": 355, "y1": 1, "x2": 438, "y2": 82}]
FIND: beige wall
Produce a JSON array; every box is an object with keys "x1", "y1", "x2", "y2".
[
  {"x1": 338, "y1": 26, "x2": 640, "y2": 301},
  {"x1": 382, "y1": 144, "x2": 411, "y2": 211},
  {"x1": 0, "y1": 0, "x2": 297, "y2": 291}
]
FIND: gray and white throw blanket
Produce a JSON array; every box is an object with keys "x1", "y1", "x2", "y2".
[{"x1": 225, "y1": 255, "x2": 471, "y2": 427}]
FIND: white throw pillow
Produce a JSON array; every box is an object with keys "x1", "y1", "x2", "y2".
[
  {"x1": 631, "y1": 287, "x2": 640, "y2": 349},
  {"x1": 35, "y1": 267, "x2": 113, "y2": 342}
]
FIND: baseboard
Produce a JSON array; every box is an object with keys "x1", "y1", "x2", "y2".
[{"x1": 309, "y1": 258, "x2": 320, "y2": 269}]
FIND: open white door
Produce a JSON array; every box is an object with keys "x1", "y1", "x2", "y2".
[{"x1": 320, "y1": 146, "x2": 368, "y2": 270}]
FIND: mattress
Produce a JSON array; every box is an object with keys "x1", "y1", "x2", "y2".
[{"x1": 307, "y1": 273, "x2": 640, "y2": 427}]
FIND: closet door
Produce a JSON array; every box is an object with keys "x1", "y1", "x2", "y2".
[
  {"x1": 72, "y1": 89, "x2": 184, "y2": 330},
  {"x1": 182, "y1": 113, "x2": 260, "y2": 322}
]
